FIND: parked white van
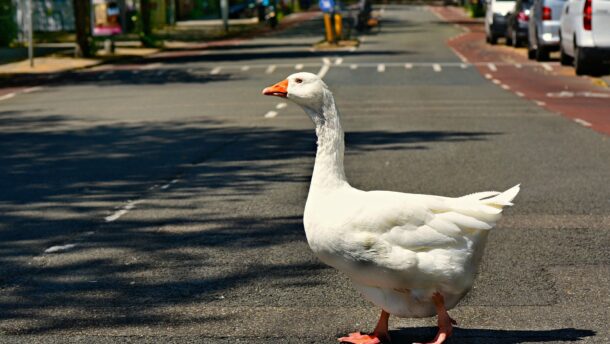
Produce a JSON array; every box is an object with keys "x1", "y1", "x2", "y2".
[
  {"x1": 559, "y1": 0, "x2": 610, "y2": 74},
  {"x1": 485, "y1": 0, "x2": 517, "y2": 44}
]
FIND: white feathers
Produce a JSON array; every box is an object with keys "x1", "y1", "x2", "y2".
[{"x1": 282, "y1": 73, "x2": 521, "y2": 319}]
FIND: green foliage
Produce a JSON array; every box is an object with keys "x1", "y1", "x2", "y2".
[
  {"x1": 0, "y1": 0, "x2": 17, "y2": 46},
  {"x1": 466, "y1": 2, "x2": 485, "y2": 17}
]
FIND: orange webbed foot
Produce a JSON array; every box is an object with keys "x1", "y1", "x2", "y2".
[{"x1": 338, "y1": 332, "x2": 383, "y2": 344}]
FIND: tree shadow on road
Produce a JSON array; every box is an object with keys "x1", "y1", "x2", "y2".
[
  {"x1": 0, "y1": 109, "x2": 498, "y2": 334},
  {"x1": 392, "y1": 327, "x2": 596, "y2": 343}
]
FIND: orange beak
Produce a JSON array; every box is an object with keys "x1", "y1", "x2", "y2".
[{"x1": 262, "y1": 79, "x2": 288, "y2": 98}]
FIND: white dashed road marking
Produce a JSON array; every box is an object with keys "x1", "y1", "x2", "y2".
[
  {"x1": 377, "y1": 64, "x2": 385, "y2": 72},
  {"x1": 0, "y1": 93, "x2": 16, "y2": 101},
  {"x1": 574, "y1": 118, "x2": 592, "y2": 127},
  {"x1": 350, "y1": 64, "x2": 358, "y2": 70},
  {"x1": 264, "y1": 110, "x2": 278, "y2": 118},
  {"x1": 488, "y1": 63, "x2": 497, "y2": 71},
  {"x1": 276, "y1": 102, "x2": 287, "y2": 109},
  {"x1": 295, "y1": 64, "x2": 304, "y2": 70},
  {"x1": 541, "y1": 63, "x2": 553, "y2": 72},
  {"x1": 433, "y1": 64, "x2": 442, "y2": 72},
  {"x1": 210, "y1": 66, "x2": 222, "y2": 75},
  {"x1": 241, "y1": 65, "x2": 250, "y2": 71},
  {"x1": 335, "y1": 57, "x2": 343, "y2": 65},
  {"x1": 265, "y1": 65, "x2": 276, "y2": 74},
  {"x1": 405, "y1": 63, "x2": 413, "y2": 69},
  {"x1": 105, "y1": 200, "x2": 143, "y2": 222}
]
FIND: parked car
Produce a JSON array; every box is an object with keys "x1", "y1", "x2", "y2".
[
  {"x1": 485, "y1": 0, "x2": 517, "y2": 44},
  {"x1": 527, "y1": 0, "x2": 567, "y2": 61},
  {"x1": 505, "y1": 0, "x2": 533, "y2": 47},
  {"x1": 559, "y1": 0, "x2": 610, "y2": 74}
]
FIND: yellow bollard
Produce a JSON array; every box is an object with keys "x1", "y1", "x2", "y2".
[
  {"x1": 323, "y1": 13, "x2": 335, "y2": 43},
  {"x1": 334, "y1": 13, "x2": 342, "y2": 40}
]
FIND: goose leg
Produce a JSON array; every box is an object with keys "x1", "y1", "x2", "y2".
[
  {"x1": 415, "y1": 292, "x2": 456, "y2": 344},
  {"x1": 338, "y1": 310, "x2": 391, "y2": 344}
]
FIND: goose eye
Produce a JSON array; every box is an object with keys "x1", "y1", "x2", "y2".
[{"x1": 295, "y1": 78, "x2": 303, "y2": 84}]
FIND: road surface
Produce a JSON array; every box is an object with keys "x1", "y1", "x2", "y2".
[{"x1": 0, "y1": 5, "x2": 608, "y2": 343}]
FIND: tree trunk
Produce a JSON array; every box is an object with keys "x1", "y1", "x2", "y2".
[
  {"x1": 140, "y1": 0, "x2": 153, "y2": 45},
  {"x1": 73, "y1": 0, "x2": 93, "y2": 57}
]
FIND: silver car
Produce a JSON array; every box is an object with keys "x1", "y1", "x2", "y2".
[{"x1": 527, "y1": 0, "x2": 567, "y2": 61}]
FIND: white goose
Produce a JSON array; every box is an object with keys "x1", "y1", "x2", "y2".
[{"x1": 263, "y1": 72, "x2": 519, "y2": 344}]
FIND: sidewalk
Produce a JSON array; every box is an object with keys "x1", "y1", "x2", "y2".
[{"x1": 0, "y1": 11, "x2": 320, "y2": 76}]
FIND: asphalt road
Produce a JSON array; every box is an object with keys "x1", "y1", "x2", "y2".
[{"x1": 1, "y1": 5, "x2": 609, "y2": 343}]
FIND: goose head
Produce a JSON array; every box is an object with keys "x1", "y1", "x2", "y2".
[{"x1": 262, "y1": 72, "x2": 329, "y2": 111}]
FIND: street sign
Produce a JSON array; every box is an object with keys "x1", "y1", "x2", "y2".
[{"x1": 319, "y1": 0, "x2": 335, "y2": 13}]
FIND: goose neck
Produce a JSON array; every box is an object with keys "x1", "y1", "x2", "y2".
[{"x1": 306, "y1": 90, "x2": 347, "y2": 189}]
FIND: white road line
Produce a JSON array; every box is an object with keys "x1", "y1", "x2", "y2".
[
  {"x1": 484, "y1": 73, "x2": 492, "y2": 79},
  {"x1": 318, "y1": 57, "x2": 332, "y2": 77},
  {"x1": 488, "y1": 63, "x2": 497, "y2": 71},
  {"x1": 405, "y1": 63, "x2": 413, "y2": 69},
  {"x1": 140, "y1": 62, "x2": 163, "y2": 70},
  {"x1": 535, "y1": 100, "x2": 546, "y2": 106},
  {"x1": 210, "y1": 66, "x2": 222, "y2": 75},
  {"x1": 317, "y1": 64, "x2": 330, "y2": 78},
  {"x1": 492, "y1": 79, "x2": 501, "y2": 84},
  {"x1": 541, "y1": 63, "x2": 553, "y2": 72},
  {"x1": 574, "y1": 118, "x2": 592, "y2": 127},
  {"x1": 335, "y1": 57, "x2": 343, "y2": 65},
  {"x1": 265, "y1": 65, "x2": 276, "y2": 74},
  {"x1": 105, "y1": 200, "x2": 142, "y2": 222},
  {"x1": 276, "y1": 102, "x2": 287, "y2": 109},
  {"x1": 295, "y1": 63, "x2": 304, "y2": 70},
  {"x1": 449, "y1": 47, "x2": 469, "y2": 63},
  {"x1": 350, "y1": 64, "x2": 358, "y2": 70},
  {"x1": 264, "y1": 110, "x2": 278, "y2": 118},
  {"x1": 349, "y1": 47, "x2": 357, "y2": 52},
  {"x1": 23, "y1": 86, "x2": 43, "y2": 93},
  {"x1": 377, "y1": 64, "x2": 385, "y2": 72},
  {"x1": 160, "y1": 179, "x2": 179, "y2": 190},
  {"x1": 241, "y1": 65, "x2": 250, "y2": 71},
  {"x1": 515, "y1": 63, "x2": 522, "y2": 69},
  {"x1": 515, "y1": 91, "x2": 525, "y2": 97},
  {"x1": 501, "y1": 84, "x2": 510, "y2": 90},
  {"x1": 0, "y1": 93, "x2": 16, "y2": 101},
  {"x1": 44, "y1": 244, "x2": 77, "y2": 254},
  {"x1": 433, "y1": 64, "x2": 442, "y2": 72},
  {"x1": 460, "y1": 63, "x2": 468, "y2": 69}
]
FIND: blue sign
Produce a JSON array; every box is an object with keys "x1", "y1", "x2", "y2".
[{"x1": 319, "y1": 0, "x2": 335, "y2": 12}]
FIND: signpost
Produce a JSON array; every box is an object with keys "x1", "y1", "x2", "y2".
[
  {"x1": 27, "y1": 0, "x2": 33, "y2": 67},
  {"x1": 320, "y1": 0, "x2": 335, "y2": 43},
  {"x1": 220, "y1": 0, "x2": 229, "y2": 32}
]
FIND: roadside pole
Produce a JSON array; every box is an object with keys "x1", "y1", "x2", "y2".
[
  {"x1": 27, "y1": 0, "x2": 34, "y2": 67},
  {"x1": 220, "y1": 0, "x2": 229, "y2": 32}
]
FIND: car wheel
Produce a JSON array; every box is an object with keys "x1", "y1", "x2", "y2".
[
  {"x1": 527, "y1": 40, "x2": 536, "y2": 59},
  {"x1": 535, "y1": 44, "x2": 549, "y2": 61},
  {"x1": 489, "y1": 32, "x2": 498, "y2": 45},
  {"x1": 574, "y1": 45, "x2": 594, "y2": 75}
]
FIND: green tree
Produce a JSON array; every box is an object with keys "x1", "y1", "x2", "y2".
[
  {"x1": 73, "y1": 0, "x2": 94, "y2": 56},
  {"x1": 139, "y1": 0, "x2": 155, "y2": 47},
  {"x1": 0, "y1": 0, "x2": 17, "y2": 46}
]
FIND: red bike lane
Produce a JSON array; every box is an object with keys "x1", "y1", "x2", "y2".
[{"x1": 430, "y1": 5, "x2": 610, "y2": 135}]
